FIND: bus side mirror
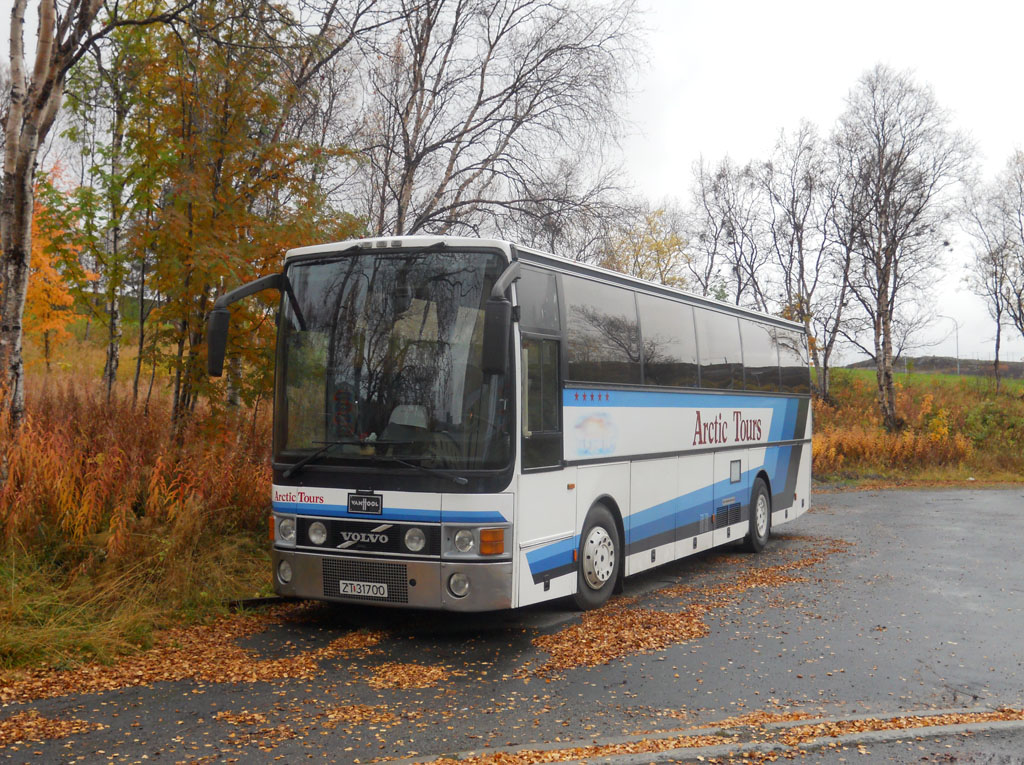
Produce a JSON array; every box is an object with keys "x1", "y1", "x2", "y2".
[
  {"x1": 205, "y1": 272, "x2": 293, "y2": 378},
  {"x1": 481, "y1": 298, "x2": 512, "y2": 376},
  {"x1": 207, "y1": 308, "x2": 231, "y2": 377}
]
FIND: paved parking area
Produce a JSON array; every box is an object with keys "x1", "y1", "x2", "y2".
[{"x1": 3, "y1": 488, "x2": 1023, "y2": 763}]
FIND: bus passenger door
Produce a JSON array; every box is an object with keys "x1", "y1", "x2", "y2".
[
  {"x1": 516, "y1": 335, "x2": 575, "y2": 607},
  {"x1": 713, "y1": 453, "x2": 748, "y2": 547}
]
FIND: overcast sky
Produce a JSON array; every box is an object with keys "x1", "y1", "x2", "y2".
[{"x1": 623, "y1": 0, "x2": 1024, "y2": 363}]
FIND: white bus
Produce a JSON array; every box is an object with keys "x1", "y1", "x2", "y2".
[{"x1": 207, "y1": 236, "x2": 812, "y2": 611}]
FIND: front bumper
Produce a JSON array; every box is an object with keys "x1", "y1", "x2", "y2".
[{"x1": 272, "y1": 548, "x2": 513, "y2": 611}]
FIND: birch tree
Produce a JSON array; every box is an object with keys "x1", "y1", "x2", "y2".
[
  {"x1": 354, "y1": 0, "x2": 638, "y2": 237},
  {"x1": 963, "y1": 166, "x2": 1016, "y2": 390},
  {"x1": 758, "y1": 123, "x2": 853, "y2": 400},
  {"x1": 832, "y1": 65, "x2": 971, "y2": 431},
  {"x1": 978, "y1": 152, "x2": 1024, "y2": 372},
  {"x1": 599, "y1": 204, "x2": 689, "y2": 287},
  {"x1": 687, "y1": 157, "x2": 771, "y2": 309},
  {"x1": 1, "y1": 0, "x2": 191, "y2": 432}
]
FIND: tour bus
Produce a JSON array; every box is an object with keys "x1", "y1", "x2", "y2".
[{"x1": 207, "y1": 236, "x2": 812, "y2": 611}]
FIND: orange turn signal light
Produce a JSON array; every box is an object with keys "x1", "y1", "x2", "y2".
[{"x1": 479, "y1": 528, "x2": 505, "y2": 555}]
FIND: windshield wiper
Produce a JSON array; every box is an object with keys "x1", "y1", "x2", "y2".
[
  {"x1": 282, "y1": 439, "x2": 360, "y2": 479},
  {"x1": 281, "y1": 439, "x2": 466, "y2": 484},
  {"x1": 370, "y1": 454, "x2": 469, "y2": 486},
  {"x1": 282, "y1": 438, "x2": 410, "y2": 478}
]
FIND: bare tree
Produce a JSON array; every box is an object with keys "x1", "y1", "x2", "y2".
[
  {"x1": 684, "y1": 158, "x2": 727, "y2": 298},
  {"x1": 353, "y1": 0, "x2": 638, "y2": 237},
  {"x1": 686, "y1": 157, "x2": 771, "y2": 309},
  {"x1": 1, "y1": 0, "x2": 193, "y2": 433},
  {"x1": 985, "y1": 152, "x2": 1024, "y2": 365},
  {"x1": 831, "y1": 65, "x2": 971, "y2": 431},
  {"x1": 963, "y1": 166, "x2": 1016, "y2": 390},
  {"x1": 495, "y1": 159, "x2": 634, "y2": 262},
  {"x1": 757, "y1": 122, "x2": 853, "y2": 398}
]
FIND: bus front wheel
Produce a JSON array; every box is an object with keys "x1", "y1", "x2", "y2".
[
  {"x1": 743, "y1": 478, "x2": 771, "y2": 553},
  {"x1": 573, "y1": 504, "x2": 621, "y2": 610}
]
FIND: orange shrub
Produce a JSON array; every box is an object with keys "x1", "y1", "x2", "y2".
[
  {"x1": 0, "y1": 379, "x2": 271, "y2": 561},
  {"x1": 813, "y1": 369, "x2": 1022, "y2": 480}
]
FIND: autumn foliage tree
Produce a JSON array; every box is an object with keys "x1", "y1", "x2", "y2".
[
  {"x1": 23, "y1": 182, "x2": 77, "y2": 371},
  {"x1": 600, "y1": 206, "x2": 690, "y2": 288},
  {"x1": 38, "y1": 0, "x2": 384, "y2": 428},
  {"x1": 1, "y1": 0, "x2": 192, "y2": 434}
]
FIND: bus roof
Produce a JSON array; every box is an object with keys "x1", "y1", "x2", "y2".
[
  {"x1": 284, "y1": 235, "x2": 805, "y2": 333},
  {"x1": 284, "y1": 235, "x2": 512, "y2": 259}
]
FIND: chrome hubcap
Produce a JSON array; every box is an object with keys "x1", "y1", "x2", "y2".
[
  {"x1": 582, "y1": 526, "x2": 615, "y2": 590},
  {"x1": 755, "y1": 494, "x2": 769, "y2": 538}
]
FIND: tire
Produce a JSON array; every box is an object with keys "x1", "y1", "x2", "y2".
[
  {"x1": 743, "y1": 477, "x2": 771, "y2": 553},
  {"x1": 572, "y1": 503, "x2": 622, "y2": 610}
]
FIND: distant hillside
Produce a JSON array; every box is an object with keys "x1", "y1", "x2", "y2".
[{"x1": 846, "y1": 355, "x2": 1024, "y2": 379}]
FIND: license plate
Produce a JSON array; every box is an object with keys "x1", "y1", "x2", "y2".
[
  {"x1": 348, "y1": 493, "x2": 383, "y2": 515},
  {"x1": 339, "y1": 580, "x2": 388, "y2": 598}
]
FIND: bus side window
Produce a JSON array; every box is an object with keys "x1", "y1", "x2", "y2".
[
  {"x1": 562, "y1": 275, "x2": 641, "y2": 384},
  {"x1": 778, "y1": 329, "x2": 811, "y2": 394},
  {"x1": 637, "y1": 293, "x2": 698, "y2": 388},
  {"x1": 517, "y1": 267, "x2": 560, "y2": 332},
  {"x1": 522, "y1": 336, "x2": 561, "y2": 469},
  {"x1": 741, "y1": 320, "x2": 781, "y2": 392},
  {"x1": 696, "y1": 309, "x2": 743, "y2": 389}
]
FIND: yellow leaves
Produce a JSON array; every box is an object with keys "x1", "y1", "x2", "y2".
[
  {"x1": 813, "y1": 424, "x2": 973, "y2": 475},
  {"x1": 601, "y1": 208, "x2": 691, "y2": 288},
  {"x1": 926, "y1": 408, "x2": 950, "y2": 442},
  {"x1": 0, "y1": 710, "x2": 105, "y2": 747},
  {"x1": 215, "y1": 710, "x2": 269, "y2": 726},
  {"x1": 529, "y1": 601, "x2": 710, "y2": 676},
  {"x1": 322, "y1": 705, "x2": 396, "y2": 728},
  {"x1": 23, "y1": 193, "x2": 76, "y2": 361},
  {"x1": 529, "y1": 537, "x2": 851, "y2": 678},
  {"x1": 0, "y1": 610, "x2": 385, "y2": 704},
  {"x1": 367, "y1": 662, "x2": 449, "y2": 690},
  {"x1": 777, "y1": 709, "x2": 1024, "y2": 747}
]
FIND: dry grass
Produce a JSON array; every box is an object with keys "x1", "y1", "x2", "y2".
[
  {"x1": 1, "y1": 350, "x2": 273, "y2": 669},
  {"x1": 813, "y1": 369, "x2": 1024, "y2": 481}
]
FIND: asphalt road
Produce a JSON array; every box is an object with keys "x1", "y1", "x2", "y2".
[{"x1": 4, "y1": 488, "x2": 1024, "y2": 764}]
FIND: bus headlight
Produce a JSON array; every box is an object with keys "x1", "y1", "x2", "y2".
[
  {"x1": 443, "y1": 524, "x2": 510, "y2": 558},
  {"x1": 404, "y1": 527, "x2": 426, "y2": 552},
  {"x1": 308, "y1": 521, "x2": 327, "y2": 546},
  {"x1": 448, "y1": 572, "x2": 470, "y2": 598},
  {"x1": 454, "y1": 529, "x2": 475, "y2": 553},
  {"x1": 277, "y1": 516, "x2": 297, "y2": 545},
  {"x1": 278, "y1": 559, "x2": 293, "y2": 584}
]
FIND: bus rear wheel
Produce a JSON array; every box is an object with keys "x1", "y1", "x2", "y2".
[
  {"x1": 743, "y1": 478, "x2": 771, "y2": 553},
  {"x1": 573, "y1": 504, "x2": 621, "y2": 610}
]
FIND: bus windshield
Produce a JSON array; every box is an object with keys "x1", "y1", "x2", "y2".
[{"x1": 274, "y1": 248, "x2": 512, "y2": 474}]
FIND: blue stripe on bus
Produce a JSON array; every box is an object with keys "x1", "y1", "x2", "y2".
[
  {"x1": 271, "y1": 502, "x2": 506, "y2": 524},
  {"x1": 768, "y1": 399, "x2": 800, "y2": 443},
  {"x1": 564, "y1": 389, "x2": 794, "y2": 410},
  {"x1": 524, "y1": 443, "x2": 800, "y2": 581},
  {"x1": 525, "y1": 535, "x2": 579, "y2": 576},
  {"x1": 626, "y1": 484, "x2": 716, "y2": 547},
  {"x1": 442, "y1": 511, "x2": 509, "y2": 524}
]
